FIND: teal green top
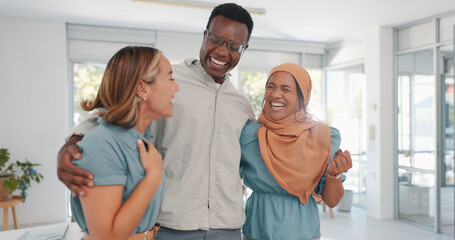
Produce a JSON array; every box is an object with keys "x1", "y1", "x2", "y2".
[
  {"x1": 71, "y1": 118, "x2": 165, "y2": 235},
  {"x1": 240, "y1": 121, "x2": 344, "y2": 240}
]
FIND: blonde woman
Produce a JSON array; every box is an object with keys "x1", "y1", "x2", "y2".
[{"x1": 70, "y1": 46, "x2": 179, "y2": 240}]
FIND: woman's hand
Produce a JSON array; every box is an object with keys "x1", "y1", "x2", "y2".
[
  {"x1": 137, "y1": 139, "x2": 163, "y2": 177},
  {"x1": 322, "y1": 149, "x2": 352, "y2": 207},
  {"x1": 81, "y1": 139, "x2": 164, "y2": 240},
  {"x1": 326, "y1": 149, "x2": 352, "y2": 177}
]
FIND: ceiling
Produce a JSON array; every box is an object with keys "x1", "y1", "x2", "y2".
[{"x1": 0, "y1": 0, "x2": 454, "y2": 43}]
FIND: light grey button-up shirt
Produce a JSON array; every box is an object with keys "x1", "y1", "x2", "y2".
[{"x1": 70, "y1": 58, "x2": 255, "y2": 231}]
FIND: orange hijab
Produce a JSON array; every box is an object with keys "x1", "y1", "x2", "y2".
[{"x1": 257, "y1": 63, "x2": 332, "y2": 204}]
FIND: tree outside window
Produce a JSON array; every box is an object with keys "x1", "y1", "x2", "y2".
[
  {"x1": 239, "y1": 71, "x2": 268, "y2": 117},
  {"x1": 73, "y1": 62, "x2": 106, "y2": 126}
]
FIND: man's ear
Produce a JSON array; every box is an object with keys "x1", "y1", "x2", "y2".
[{"x1": 243, "y1": 43, "x2": 249, "y2": 52}]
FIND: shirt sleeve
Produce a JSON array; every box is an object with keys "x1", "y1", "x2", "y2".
[
  {"x1": 65, "y1": 109, "x2": 102, "y2": 141},
  {"x1": 74, "y1": 134, "x2": 127, "y2": 186},
  {"x1": 239, "y1": 120, "x2": 250, "y2": 173},
  {"x1": 313, "y1": 127, "x2": 345, "y2": 195}
]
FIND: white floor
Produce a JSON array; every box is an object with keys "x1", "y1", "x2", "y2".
[
  {"x1": 319, "y1": 206, "x2": 453, "y2": 240},
  {"x1": 2, "y1": 205, "x2": 453, "y2": 240}
]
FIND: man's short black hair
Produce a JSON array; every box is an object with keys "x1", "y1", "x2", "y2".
[{"x1": 206, "y1": 3, "x2": 254, "y2": 42}]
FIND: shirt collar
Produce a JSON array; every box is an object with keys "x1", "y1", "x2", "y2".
[
  {"x1": 97, "y1": 118, "x2": 154, "y2": 150},
  {"x1": 185, "y1": 58, "x2": 232, "y2": 89}
]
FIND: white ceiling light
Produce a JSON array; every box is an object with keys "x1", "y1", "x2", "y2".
[{"x1": 132, "y1": 0, "x2": 266, "y2": 15}]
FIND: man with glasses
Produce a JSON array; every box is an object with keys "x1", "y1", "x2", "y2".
[{"x1": 57, "y1": 3, "x2": 255, "y2": 240}]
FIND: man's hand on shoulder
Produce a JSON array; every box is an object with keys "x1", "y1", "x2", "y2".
[{"x1": 57, "y1": 135, "x2": 94, "y2": 197}]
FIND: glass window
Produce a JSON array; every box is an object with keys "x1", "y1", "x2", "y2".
[
  {"x1": 440, "y1": 44, "x2": 454, "y2": 237},
  {"x1": 398, "y1": 75, "x2": 412, "y2": 157},
  {"x1": 239, "y1": 70, "x2": 268, "y2": 117},
  {"x1": 307, "y1": 69, "x2": 323, "y2": 119},
  {"x1": 397, "y1": 49, "x2": 435, "y2": 228},
  {"x1": 325, "y1": 64, "x2": 366, "y2": 207},
  {"x1": 443, "y1": 50, "x2": 454, "y2": 186},
  {"x1": 72, "y1": 62, "x2": 106, "y2": 126}
]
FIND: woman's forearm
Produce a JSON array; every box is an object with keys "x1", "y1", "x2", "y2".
[
  {"x1": 111, "y1": 172, "x2": 162, "y2": 238},
  {"x1": 84, "y1": 171, "x2": 162, "y2": 240},
  {"x1": 321, "y1": 176, "x2": 344, "y2": 208}
]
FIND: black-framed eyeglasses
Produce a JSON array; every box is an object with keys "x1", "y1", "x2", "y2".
[{"x1": 205, "y1": 30, "x2": 247, "y2": 54}]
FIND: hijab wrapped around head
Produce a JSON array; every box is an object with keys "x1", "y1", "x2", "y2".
[{"x1": 257, "y1": 63, "x2": 332, "y2": 204}]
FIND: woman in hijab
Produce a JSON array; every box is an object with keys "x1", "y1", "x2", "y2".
[{"x1": 240, "y1": 63, "x2": 352, "y2": 240}]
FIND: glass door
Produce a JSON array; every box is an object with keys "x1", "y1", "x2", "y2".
[
  {"x1": 397, "y1": 45, "x2": 455, "y2": 236},
  {"x1": 397, "y1": 49, "x2": 435, "y2": 229},
  {"x1": 440, "y1": 43, "x2": 454, "y2": 237}
]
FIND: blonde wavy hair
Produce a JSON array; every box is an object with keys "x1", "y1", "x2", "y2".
[{"x1": 81, "y1": 46, "x2": 162, "y2": 128}]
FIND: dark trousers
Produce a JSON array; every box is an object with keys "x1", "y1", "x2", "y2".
[{"x1": 155, "y1": 227, "x2": 242, "y2": 240}]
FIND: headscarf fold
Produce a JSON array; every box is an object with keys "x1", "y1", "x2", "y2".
[{"x1": 257, "y1": 63, "x2": 331, "y2": 204}]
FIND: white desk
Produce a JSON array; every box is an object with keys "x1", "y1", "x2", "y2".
[{"x1": 0, "y1": 222, "x2": 83, "y2": 240}]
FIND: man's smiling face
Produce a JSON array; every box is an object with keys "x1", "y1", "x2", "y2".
[{"x1": 199, "y1": 15, "x2": 249, "y2": 84}]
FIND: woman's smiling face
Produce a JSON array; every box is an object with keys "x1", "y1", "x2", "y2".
[{"x1": 264, "y1": 72, "x2": 300, "y2": 121}]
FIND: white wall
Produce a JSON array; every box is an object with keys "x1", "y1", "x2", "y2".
[
  {"x1": 156, "y1": 31, "x2": 201, "y2": 64},
  {"x1": 397, "y1": 21, "x2": 435, "y2": 52},
  {"x1": 0, "y1": 17, "x2": 69, "y2": 226},
  {"x1": 365, "y1": 26, "x2": 395, "y2": 220},
  {"x1": 326, "y1": 40, "x2": 365, "y2": 67}
]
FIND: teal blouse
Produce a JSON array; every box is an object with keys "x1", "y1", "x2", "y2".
[
  {"x1": 71, "y1": 118, "x2": 165, "y2": 236},
  {"x1": 240, "y1": 121, "x2": 344, "y2": 240}
]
